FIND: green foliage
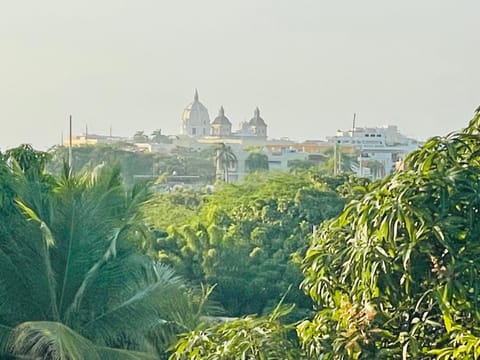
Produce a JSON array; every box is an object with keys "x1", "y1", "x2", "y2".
[
  {"x1": 167, "y1": 146, "x2": 215, "y2": 181},
  {"x1": 47, "y1": 144, "x2": 216, "y2": 186},
  {"x1": 299, "y1": 110, "x2": 480, "y2": 358},
  {"x1": 133, "y1": 130, "x2": 149, "y2": 143},
  {"x1": 151, "y1": 129, "x2": 172, "y2": 144},
  {"x1": 147, "y1": 171, "x2": 346, "y2": 317},
  {"x1": 139, "y1": 189, "x2": 204, "y2": 258},
  {"x1": 5, "y1": 144, "x2": 51, "y2": 179},
  {"x1": 0, "y1": 147, "x2": 211, "y2": 359},
  {"x1": 170, "y1": 303, "x2": 306, "y2": 360},
  {"x1": 245, "y1": 151, "x2": 269, "y2": 172},
  {"x1": 288, "y1": 159, "x2": 319, "y2": 172}
]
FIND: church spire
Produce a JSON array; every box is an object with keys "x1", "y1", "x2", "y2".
[
  {"x1": 254, "y1": 107, "x2": 260, "y2": 117},
  {"x1": 194, "y1": 89, "x2": 199, "y2": 102},
  {"x1": 219, "y1": 106, "x2": 225, "y2": 116}
]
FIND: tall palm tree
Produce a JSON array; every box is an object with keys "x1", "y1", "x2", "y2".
[
  {"x1": 0, "y1": 147, "x2": 208, "y2": 359},
  {"x1": 322, "y1": 146, "x2": 357, "y2": 175},
  {"x1": 214, "y1": 143, "x2": 237, "y2": 183}
]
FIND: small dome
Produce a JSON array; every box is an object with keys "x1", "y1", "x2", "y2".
[
  {"x1": 248, "y1": 107, "x2": 267, "y2": 127},
  {"x1": 211, "y1": 106, "x2": 232, "y2": 126}
]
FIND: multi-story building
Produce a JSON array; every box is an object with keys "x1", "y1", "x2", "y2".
[{"x1": 327, "y1": 125, "x2": 420, "y2": 178}]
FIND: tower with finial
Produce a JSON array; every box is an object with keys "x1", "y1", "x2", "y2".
[
  {"x1": 211, "y1": 106, "x2": 232, "y2": 137},
  {"x1": 248, "y1": 106, "x2": 267, "y2": 138},
  {"x1": 181, "y1": 89, "x2": 211, "y2": 137}
]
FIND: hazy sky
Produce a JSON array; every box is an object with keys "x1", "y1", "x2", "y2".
[{"x1": 1, "y1": 0, "x2": 479, "y2": 150}]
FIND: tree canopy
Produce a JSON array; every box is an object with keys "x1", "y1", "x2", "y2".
[
  {"x1": 47, "y1": 144, "x2": 216, "y2": 186},
  {"x1": 245, "y1": 151, "x2": 269, "y2": 173},
  {"x1": 146, "y1": 171, "x2": 346, "y2": 317},
  {"x1": 170, "y1": 303, "x2": 304, "y2": 360},
  {"x1": 300, "y1": 109, "x2": 480, "y2": 358},
  {"x1": 6, "y1": 109, "x2": 480, "y2": 358},
  {"x1": 0, "y1": 146, "x2": 211, "y2": 359}
]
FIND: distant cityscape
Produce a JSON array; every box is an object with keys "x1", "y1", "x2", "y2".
[{"x1": 65, "y1": 90, "x2": 422, "y2": 182}]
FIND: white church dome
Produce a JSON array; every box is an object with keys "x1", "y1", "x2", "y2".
[{"x1": 181, "y1": 90, "x2": 211, "y2": 137}]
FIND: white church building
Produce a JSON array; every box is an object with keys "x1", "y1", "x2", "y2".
[{"x1": 180, "y1": 90, "x2": 268, "y2": 139}]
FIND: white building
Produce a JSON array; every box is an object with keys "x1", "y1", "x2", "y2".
[
  {"x1": 135, "y1": 92, "x2": 422, "y2": 183},
  {"x1": 328, "y1": 125, "x2": 414, "y2": 147},
  {"x1": 180, "y1": 90, "x2": 268, "y2": 139},
  {"x1": 327, "y1": 125, "x2": 420, "y2": 178}
]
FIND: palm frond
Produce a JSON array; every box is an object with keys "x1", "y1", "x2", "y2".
[
  {"x1": 0, "y1": 248, "x2": 41, "y2": 323},
  {"x1": 53, "y1": 165, "x2": 141, "y2": 321},
  {"x1": 0, "y1": 323, "x2": 13, "y2": 357},
  {"x1": 96, "y1": 346, "x2": 157, "y2": 360},
  {"x1": 63, "y1": 225, "x2": 127, "y2": 324},
  {"x1": 0, "y1": 161, "x2": 204, "y2": 358},
  {"x1": 14, "y1": 200, "x2": 60, "y2": 320},
  {"x1": 11, "y1": 321, "x2": 101, "y2": 360},
  {"x1": 79, "y1": 262, "x2": 187, "y2": 340}
]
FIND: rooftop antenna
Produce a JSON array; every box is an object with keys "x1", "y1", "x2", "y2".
[{"x1": 109, "y1": 125, "x2": 112, "y2": 137}]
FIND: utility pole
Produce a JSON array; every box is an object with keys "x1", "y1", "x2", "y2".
[
  {"x1": 352, "y1": 113, "x2": 359, "y2": 176},
  {"x1": 359, "y1": 147, "x2": 363, "y2": 177},
  {"x1": 68, "y1": 115, "x2": 73, "y2": 174},
  {"x1": 338, "y1": 146, "x2": 342, "y2": 174},
  {"x1": 333, "y1": 143, "x2": 337, "y2": 176}
]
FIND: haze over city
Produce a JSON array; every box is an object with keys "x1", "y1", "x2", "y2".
[{"x1": 1, "y1": 0, "x2": 479, "y2": 150}]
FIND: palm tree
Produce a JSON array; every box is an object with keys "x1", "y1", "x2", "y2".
[
  {"x1": 321, "y1": 146, "x2": 357, "y2": 175},
  {"x1": 0, "y1": 147, "x2": 208, "y2": 359},
  {"x1": 214, "y1": 143, "x2": 237, "y2": 183}
]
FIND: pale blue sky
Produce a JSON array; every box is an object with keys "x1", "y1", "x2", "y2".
[{"x1": 0, "y1": 0, "x2": 479, "y2": 150}]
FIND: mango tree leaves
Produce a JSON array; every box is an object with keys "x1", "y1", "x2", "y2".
[{"x1": 300, "y1": 110, "x2": 480, "y2": 358}]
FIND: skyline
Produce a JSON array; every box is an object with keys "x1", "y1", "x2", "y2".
[{"x1": 1, "y1": 0, "x2": 479, "y2": 150}]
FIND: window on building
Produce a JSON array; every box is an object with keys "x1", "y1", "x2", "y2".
[{"x1": 192, "y1": 128, "x2": 196, "y2": 135}]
